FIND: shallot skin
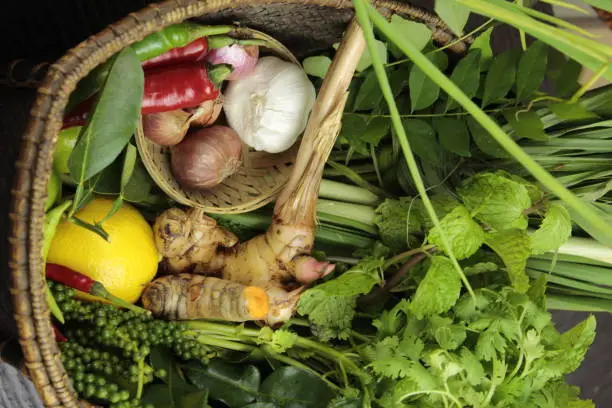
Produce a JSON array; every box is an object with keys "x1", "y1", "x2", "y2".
[
  {"x1": 206, "y1": 45, "x2": 259, "y2": 80},
  {"x1": 170, "y1": 125, "x2": 242, "y2": 190}
]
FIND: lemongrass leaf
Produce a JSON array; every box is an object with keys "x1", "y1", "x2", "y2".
[
  {"x1": 435, "y1": 0, "x2": 471, "y2": 36},
  {"x1": 550, "y1": 102, "x2": 599, "y2": 121},
  {"x1": 366, "y1": 0, "x2": 612, "y2": 246},
  {"x1": 355, "y1": 0, "x2": 475, "y2": 298},
  {"x1": 581, "y1": 0, "x2": 612, "y2": 13},
  {"x1": 433, "y1": 117, "x2": 471, "y2": 157}
]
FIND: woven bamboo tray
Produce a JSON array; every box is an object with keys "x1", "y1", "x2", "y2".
[{"x1": 2, "y1": 1, "x2": 466, "y2": 407}]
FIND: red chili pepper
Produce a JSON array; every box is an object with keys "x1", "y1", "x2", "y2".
[
  {"x1": 62, "y1": 97, "x2": 94, "y2": 129},
  {"x1": 141, "y1": 62, "x2": 221, "y2": 115},
  {"x1": 53, "y1": 324, "x2": 68, "y2": 342},
  {"x1": 62, "y1": 63, "x2": 228, "y2": 126},
  {"x1": 142, "y1": 37, "x2": 209, "y2": 70},
  {"x1": 45, "y1": 264, "x2": 149, "y2": 314}
]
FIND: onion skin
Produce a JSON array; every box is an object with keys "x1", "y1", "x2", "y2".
[
  {"x1": 143, "y1": 95, "x2": 224, "y2": 146},
  {"x1": 171, "y1": 125, "x2": 242, "y2": 190},
  {"x1": 206, "y1": 45, "x2": 259, "y2": 80}
]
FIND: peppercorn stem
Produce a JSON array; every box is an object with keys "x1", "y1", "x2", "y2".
[{"x1": 89, "y1": 282, "x2": 150, "y2": 315}]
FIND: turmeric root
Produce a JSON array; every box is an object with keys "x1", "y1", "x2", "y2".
[
  {"x1": 152, "y1": 21, "x2": 366, "y2": 326},
  {"x1": 141, "y1": 274, "x2": 269, "y2": 321}
]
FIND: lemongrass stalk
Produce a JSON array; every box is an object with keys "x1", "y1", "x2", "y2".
[
  {"x1": 528, "y1": 259, "x2": 612, "y2": 287},
  {"x1": 557, "y1": 236, "x2": 612, "y2": 265},
  {"x1": 354, "y1": 0, "x2": 475, "y2": 298},
  {"x1": 526, "y1": 268, "x2": 612, "y2": 295},
  {"x1": 365, "y1": 1, "x2": 612, "y2": 246},
  {"x1": 316, "y1": 199, "x2": 376, "y2": 226},
  {"x1": 319, "y1": 179, "x2": 381, "y2": 205},
  {"x1": 546, "y1": 293, "x2": 612, "y2": 312}
]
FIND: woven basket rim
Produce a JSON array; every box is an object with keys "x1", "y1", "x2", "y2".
[{"x1": 8, "y1": 1, "x2": 467, "y2": 406}]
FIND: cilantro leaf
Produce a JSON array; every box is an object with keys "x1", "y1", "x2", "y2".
[
  {"x1": 257, "y1": 327, "x2": 298, "y2": 354},
  {"x1": 427, "y1": 205, "x2": 485, "y2": 260},
  {"x1": 410, "y1": 256, "x2": 462, "y2": 319},
  {"x1": 531, "y1": 202, "x2": 572, "y2": 255},
  {"x1": 427, "y1": 315, "x2": 466, "y2": 350},
  {"x1": 458, "y1": 172, "x2": 531, "y2": 231},
  {"x1": 297, "y1": 259, "x2": 384, "y2": 340},
  {"x1": 372, "y1": 299, "x2": 411, "y2": 338},
  {"x1": 459, "y1": 348, "x2": 485, "y2": 386},
  {"x1": 484, "y1": 229, "x2": 531, "y2": 292}
]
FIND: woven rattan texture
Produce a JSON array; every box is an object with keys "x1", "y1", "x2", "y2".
[{"x1": 3, "y1": 1, "x2": 460, "y2": 407}]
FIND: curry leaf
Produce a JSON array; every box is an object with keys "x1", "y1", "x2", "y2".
[
  {"x1": 354, "y1": 71, "x2": 383, "y2": 110},
  {"x1": 503, "y1": 109, "x2": 549, "y2": 141},
  {"x1": 435, "y1": 0, "x2": 471, "y2": 36},
  {"x1": 401, "y1": 119, "x2": 442, "y2": 164},
  {"x1": 433, "y1": 117, "x2": 471, "y2": 157},
  {"x1": 482, "y1": 49, "x2": 519, "y2": 107},
  {"x1": 409, "y1": 64, "x2": 440, "y2": 112},
  {"x1": 550, "y1": 102, "x2": 599, "y2": 121},
  {"x1": 302, "y1": 55, "x2": 332, "y2": 78},
  {"x1": 260, "y1": 367, "x2": 335, "y2": 408},
  {"x1": 470, "y1": 27, "x2": 494, "y2": 71},
  {"x1": 445, "y1": 50, "x2": 482, "y2": 112},
  {"x1": 516, "y1": 41, "x2": 549, "y2": 102},
  {"x1": 390, "y1": 15, "x2": 432, "y2": 52},
  {"x1": 186, "y1": 360, "x2": 261, "y2": 408},
  {"x1": 68, "y1": 47, "x2": 143, "y2": 183},
  {"x1": 467, "y1": 117, "x2": 509, "y2": 159},
  {"x1": 356, "y1": 40, "x2": 387, "y2": 72}
]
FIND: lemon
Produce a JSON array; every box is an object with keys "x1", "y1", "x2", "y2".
[{"x1": 47, "y1": 197, "x2": 159, "y2": 303}]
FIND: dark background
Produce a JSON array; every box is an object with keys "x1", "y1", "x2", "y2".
[{"x1": 0, "y1": 0, "x2": 610, "y2": 406}]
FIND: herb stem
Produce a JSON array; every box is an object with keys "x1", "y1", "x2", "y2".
[
  {"x1": 384, "y1": 245, "x2": 435, "y2": 269},
  {"x1": 136, "y1": 357, "x2": 145, "y2": 400},
  {"x1": 398, "y1": 390, "x2": 462, "y2": 407},
  {"x1": 355, "y1": 0, "x2": 475, "y2": 299},
  {"x1": 195, "y1": 335, "x2": 256, "y2": 352}
]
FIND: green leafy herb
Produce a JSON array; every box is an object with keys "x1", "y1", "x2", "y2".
[
  {"x1": 516, "y1": 40, "x2": 549, "y2": 102},
  {"x1": 445, "y1": 50, "x2": 482, "y2": 112},
  {"x1": 259, "y1": 367, "x2": 335, "y2": 408},
  {"x1": 410, "y1": 256, "x2": 462, "y2": 318},
  {"x1": 470, "y1": 27, "x2": 494, "y2": 71},
  {"x1": 433, "y1": 117, "x2": 471, "y2": 157},
  {"x1": 401, "y1": 119, "x2": 442, "y2": 164},
  {"x1": 504, "y1": 109, "x2": 550, "y2": 141},
  {"x1": 435, "y1": 0, "x2": 471, "y2": 36},
  {"x1": 482, "y1": 49, "x2": 519, "y2": 107},
  {"x1": 390, "y1": 15, "x2": 432, "y2": 52},
  {"x1": 484, "y1": 229, "x2": 531, "y2": 292},
  {"x1": 302, "y1": 55, "x2": 332, "y2": 78},
  {"x1": 427, "y1": 205, "x2": 485, "y2": 260},
  {"x1": 531, "y1": 202, "x2": 572, "y2": 255}
]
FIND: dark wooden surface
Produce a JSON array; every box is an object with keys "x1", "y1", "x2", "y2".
[{"x1": 0, "y1": 1, "x2": 610, "y2": 407}]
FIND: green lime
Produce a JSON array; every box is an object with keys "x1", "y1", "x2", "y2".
[
  {"x1": 46, "y1": 170, "x2": 62, "y2": 211},
  {"x1": 54, "y1": 126, "x2": 81, "y2": 175}
]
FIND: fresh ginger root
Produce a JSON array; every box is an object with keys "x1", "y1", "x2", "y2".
[
  {"x1": 151, "y1": 21, "x2": 366, "y2": 326},
  {"x1": 142, "y1": 274, "x2": 269, "y2": 321}
]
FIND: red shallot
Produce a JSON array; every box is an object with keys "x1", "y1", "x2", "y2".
[{"x1": 206, "y1": 44, "x2": 259, "y2": 81}]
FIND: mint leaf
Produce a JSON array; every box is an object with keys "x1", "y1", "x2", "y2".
[
  {"x1": 390, "y1": 15, "x2": 431, "y2": 52},
  {"x1": 516, "y1": 41, "x2": 549, "y2": 102},
  {"x1": 458, "y1": 172, "x2": 531, "y2": 231},
  {"x1": 410, "y1": 256, "x2": 461, "y2": 319},
  {"x1": 427, "y1": 205, "x2": 485, "y2": 260},
  {"x1": 484, "y1": 229, "x2": 531, "y2": 292},
  {"x1": 374, "y1": 197, "x2": 422, "y2": 251},
  {"x1": 298, "y1": 259, "x2": 384, "y2": 340},
  {"x1": 531, "y1": 202, "x2": 572, "y2": 255},
  {"x1": 302, "y1": 55, "x2": 332, "y2": 78},
  {"x1": 433, "y1": 117, "x2": 471, "y2": 157}
]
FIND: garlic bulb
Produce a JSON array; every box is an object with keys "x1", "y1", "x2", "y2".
[{"x1": 223, "y1": 56, "x2": 316, "y2": 154}]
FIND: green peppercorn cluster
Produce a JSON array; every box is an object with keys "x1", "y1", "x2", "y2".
[{"x1": 50, "y1": 281, "x2": 210, "y2": 407}]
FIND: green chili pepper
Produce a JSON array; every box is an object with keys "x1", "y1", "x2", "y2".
[
  {"x1": 46, "y1": 284, "x2": 65, "y2": 324},
  {"x1": 66, "y1": 23, "x2": 234, "y2": 111}
]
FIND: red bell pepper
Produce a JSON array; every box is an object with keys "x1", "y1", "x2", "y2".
[{"x1": 142, "y1": 37, "x2": 209, "y2": 70}]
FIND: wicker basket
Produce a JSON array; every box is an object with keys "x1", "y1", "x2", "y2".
[
  {"x1": 1, "y1": 1, "x2": 466, "y2": 407},
  {"x1": 134, "y1": 27, "x2": 303, "y2": 214}
]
